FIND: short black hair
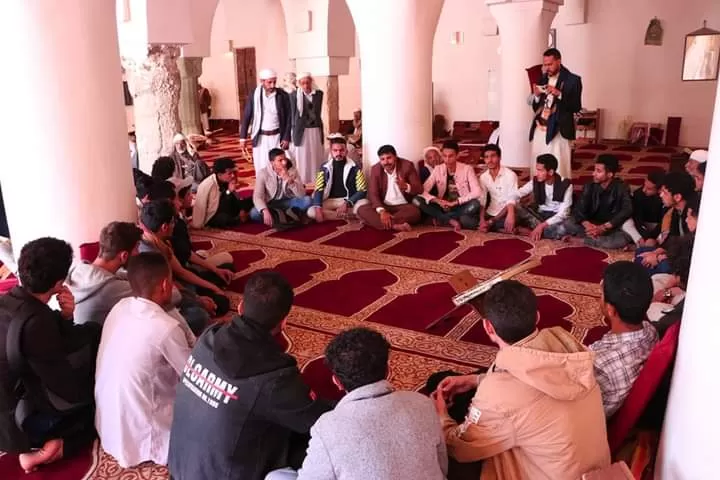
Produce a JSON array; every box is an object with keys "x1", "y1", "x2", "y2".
[
  {"x1": 536, "y1": 153, "x2": 558, "y2": 172},
  {"x1": 442, "y1": 140, "x2": 459, "y2": 153},
  {"x1": 647, "y1": 171, "x2": 666, "y2": 187},
  {"x1": 98, "y1": 222, "x2": 143, "y2": 261},
  {"x1": 151, "y1": 156, "x2": 175, "y2": 181},
  {"x1": 325, "y1": 328, "x2": 390, "y2": 392},
  {"x1": 662, "y1": 172, "x2": 696, "y2": 200},
  {"x1": 140, "y1": 200, "x2": 176, "y2": 233},
  {"x1": 543, "y1": 48, "x2": 561, "y2": 59},
  {"x1": 602, "y1": 261, "x2": 653, "y2": 325},
  {"x1": 667, "y1": 235, "x2": 694, "y2": 289},
  {"x1": 135, "y1": 176, "x2": 155, "y2": 200},
  {"x1": 18, "y1": 237, "x2": 73, "y2": 294},
  {"x1": 483, "y1": 280, "x2": 537, "y2": 344},
  {"x1": 147, "y1": 181, "x2": 177, "y2": 202},
  {"x1": 242, "y1": 271, "x2": 294, "y2": 330},
  {"x1": 596, "y1": 154, "x2": 620, "y2": 174},
  {"x1": 329, "y1": 136, "x2": 347, "y2": 145},
  {"x1": 268, "y1": 148, "x2": 285, "y2": 161},
  {"x1": 178, "y1": 185, "x2": 192, "y2": 200},
  {"x1": 377, "y1": 145, "x2": 397, "y2": 157},
  {"x1": 483, "y1": 144, "x2": 502, "y2": 157},
  {"x1": 213, "y1": 158, "x2": 236, "y2": 174},
  {"x1": 127, "y1": 252, "x2": 171, "y2": 297}
]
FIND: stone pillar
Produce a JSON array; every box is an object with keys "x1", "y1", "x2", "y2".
[
  {"x1": 657, "y1": 80, "x2": 720, "y2": 479},
  {"x1": 0, "y1": 0, "x2": 136, "y2": 252},
  {"x1": 123, "y1": 45, "x2": 182, "y2": 173},
  {"x1": 345, "y1": 0, "x2": 444, "y2": 167},
  {"x1": 315, "y1": 75, "x2": 340, "y2": 139},
  {"x1": 486, "y1": 0, "x2": 563, "y2": 169},
  {"x1": 177, "y1": 56, "x2": 203, "y2": 136}
]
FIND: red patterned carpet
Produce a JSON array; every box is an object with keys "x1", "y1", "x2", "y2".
[{"x1": 1, "y1": 133, "x2": 675, "y2": 479}]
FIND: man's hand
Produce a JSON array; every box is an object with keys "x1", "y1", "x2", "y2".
[
  {"x1": 504, "y1": 210, "x2": 516, "y2": 234},
  {"x1": 278, "y1": 168, "x2": 290, "y2": 181},
  {"x1": 380, "y1": 210, "x2": 393, "y2": 230},
  {"x1": 640, "y1": 251, "x2": 660, "y2": 268},
  {"x1": 199, "y1": 296, "x2": 218, "y2": 316},
  {"x1": 337, "y1": 201, "x2": 349, "y2": 218},
  {"x1": 57, "y1": 286, "x2": 75, "y2": 320},
  {"x1": 396, "y1": 176, "x2": 409, "y2": 192},
  {"x1": 479, "y1": 220, "x2": 490, "y2": 233},
  {"x1": 533, "y1": 84, "x2": 544, "y2": 96},
  {"x1": 530, "y1": 222, "x2": 547, "y2": 241},
  {"x1": 228, "y1": 178, "x2": 238, "y2": 193},
  {"x1": 213, "y1": 267, "x2": 234, "y2": 285},
  {"x1": 437, "y1": 374, "x2": 480, "y2": 400},
  {"x1": 546, "y1": 85, "x2": 561, "y2": 97},
  {"x1": 279, "y1": 140, "x2": 289, "y2": 150},
  {"x1": 262, "y1": 209, "x2": 274, "y2": 227},
  {"x1": 430, "y1": 390, "x2": 449, "y2": 417}
]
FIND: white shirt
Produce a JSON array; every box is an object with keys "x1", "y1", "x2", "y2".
[
  {"x1": 261, "y1": 90, "x2": 280, "y2": 131},
  {"x1": 510, "y1": 178, "x2": 573, "y2": 226},
  {"x1": 480, "y1": 166, "x2": 518, "y2": 217},
  {"x1": 95, "y1": 297, "x2": 192, "y2": 468},
  {"x1": 382, "y1": 169, "x2": 408, "y2": 207}
]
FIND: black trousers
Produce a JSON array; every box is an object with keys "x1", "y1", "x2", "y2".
[{"x1": 22, "y1": 405, "x2": 96, "y2": 456}]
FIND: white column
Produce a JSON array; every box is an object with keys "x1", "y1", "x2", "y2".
[
  {"x1": 345, "y1": 0, "x2": 444, "y2": 167},
  {"x1": 657, "y1": 78, "x2": 720, "y2": 479},
  {"x1": 0, "y1": 0, "x2": 136, "y2": 253},
  {"x1": 486, "y1": 0, "x2": 563, "y2": 168}
]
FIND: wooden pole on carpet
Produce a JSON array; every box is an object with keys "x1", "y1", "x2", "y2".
[{"x1": 425, "y1": 257, "x2": 542, "y2": 331}]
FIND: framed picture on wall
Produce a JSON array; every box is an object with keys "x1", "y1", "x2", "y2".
[
  {"x1": 549, "y1": 28, "x2": 557, "y2": 48},
  {"x1": 682, "y1": 24, "x2": 720, "y2": 81}
]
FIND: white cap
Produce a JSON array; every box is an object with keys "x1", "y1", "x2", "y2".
[
  {"x1": 169, "y1": 176, "x2": 193, "y2": 193},
  {"x1": 259, "y1": 68, "x2": 277, "y2": 80},
  {"x1": 690, "y1": 149, "x2": 708, "y2": 163},
  {"x1": 297, "y1": 72, "x2": 312, "y2": 79},
  {"x1": 173, "y1": 133, "x2": 186, "y2": 143}
]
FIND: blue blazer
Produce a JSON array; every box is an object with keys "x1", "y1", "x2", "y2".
[{"x1": 239, "y1": 87, "x2": 292, "y2": 146}]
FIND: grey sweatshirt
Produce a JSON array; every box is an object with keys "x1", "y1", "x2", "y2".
[{"x1": 67, "y1": 262, "x2": 133, "y2": 326}]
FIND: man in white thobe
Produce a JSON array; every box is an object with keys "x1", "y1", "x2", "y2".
[
  {"x1": 239, "y1": 68, "x2": 292, "y2": 173},
  {"x1": 94, "y1": 252, "x2": 193, "y2": 468}
]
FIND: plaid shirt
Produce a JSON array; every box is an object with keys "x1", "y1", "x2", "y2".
[{"x1": 589, "y1": 321, "x2": 658, "y2": 417}]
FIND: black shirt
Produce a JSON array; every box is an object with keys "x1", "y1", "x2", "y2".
[
  {"x1": 328, "y1": 159, "x2": 347, "y2": 199},
  {"x1": 632, "y1": 189, "x2": 664, "y2": 224},
  {"x1": 171, "y1": 216, "x2": 193, "y2": 267}
]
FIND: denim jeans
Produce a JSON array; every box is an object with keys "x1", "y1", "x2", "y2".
[
  {"x1": 634, "y1": 246, "x2": 673, "y2": 275},
  {"x1": 250, "y1": 196, "x2": 313, "y2": 223}
]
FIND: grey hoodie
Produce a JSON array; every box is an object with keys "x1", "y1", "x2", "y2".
[{"x1": 67, "y1": 262, "x2": 133, "y2": 326}]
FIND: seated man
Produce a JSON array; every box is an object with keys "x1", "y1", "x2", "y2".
[
  {"x1": 172, "y1": 133, "x2": 210, "y2": 189},
  {"x1": 478, "y1": 144, "x2": 519, "y2": 233},
  {"x1": 95, "y1": 252, "x2": 192, "y2": 468},
  {"x1": 308, "y1": 134, "x2": 368, "y2": 222},
  {"x1": 251, "y1": 148, "x2": 312, "y2": 227},
  {"x1": 420, "y1": 146, "x2": 442, "y2": 184},
  {"x1": 269, "y1": 328, "x2": 447, "y2": 480},
  {"x1": 685, "y1": 149, "x2": 707, "y2": 176},
  {"x1": 152, "y1": 156, "x2": 177, "y2": 182},
  {"x1": 558, "y1": 154, "x2": 633, "y2": 249},
  {"x1": 621, "y1": 171, "x2": 665, "y2": 247},
  {"x1": 433, "y1": 280, "x2": 610, "y2": 478},
  {"x1": 168, "y1": 272, "x2": 331, "y2": 480},
  {"x1": 505, "y1": 153, "x2": 572, "y2": 240},
  {"x1": 416, "y1": 140, "x2": 483, "y2": 230},
  {"x1": 647, "y1": 233, "x2": 694, "y2": 322},
  {"x1": 67, "y1": 221, "x2": 142, "y2": 326},
  {"x1": 193, "y1": 158, "x2": 253, "y2": 229},
  {"x1": 694, "y1": 161, "x2": 705, "y2": 193},
  {"x1": 635, "y1": 172, "x2": 697, "y2": 274},
  {"x1": 357, "y1": 145, "x2": 423, "y2": 232},
  {"x1": 589, "y1": 261, "x2": 658, "y2": 417},
  {"x1": 0, "y1": 238, "x2": 99, "y2": 473},
  {"x1": 140, "y1": 200, "x2": 230, "y2": 334}
]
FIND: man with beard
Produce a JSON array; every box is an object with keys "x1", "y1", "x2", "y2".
[{"x1": 67, "y1": 222, "x2": 143, "y2": 326}]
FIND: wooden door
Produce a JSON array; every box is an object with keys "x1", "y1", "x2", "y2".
[{"x1": 234, "y1": 47, "x2": 257, "y2": 119}]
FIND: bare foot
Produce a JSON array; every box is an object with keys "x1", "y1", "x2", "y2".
[
  {"x1": 392, "y1": 223, "x2": 412, "y2": 232},
  {"x1": 19, "y1": 439, "x2": 63, "y2": 473},
  {"x1": 431, "y1": 218, "x2": 440, "y2": 227},
  {"x1": 315, "y1": 208, "x2": 325, "y2": 223},
  {"x1": 448, "y1": 219, "x2": 462, "y2": 232}
]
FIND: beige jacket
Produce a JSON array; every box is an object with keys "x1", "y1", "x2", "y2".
[
  {"x1": 192, "y1": 174, "x2": 222, "y2": 228},
  {"x1": 253, "y1": 166, "x2": 305, "y2": 212},
  {"x1": 442, "y1": 327, "x2": 611, "y2": 480}
]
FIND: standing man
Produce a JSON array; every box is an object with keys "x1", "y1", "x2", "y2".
[
  {"x1": 239, "y1": 69, "x2": 292, "y2": 173},
  {"x1": 198, "y1": 83, "x2": 212, "y2": 135},
  {"x1": 290, "y1": 73, "x2": 324, "y2": 184},
  {"x1": 529, "y1": 48, "x2": 582, "y2": 179},
  {"x1": 357, "y1": 145, "x2": 423, "y2": 232}
]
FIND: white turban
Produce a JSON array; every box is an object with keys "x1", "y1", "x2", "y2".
[
  {"x1": 173, "y1": 133, "x2": 186, "y2": 143},
  {"x1": 690, "y1": 149, "x2": 708, "y2": 163},
  {"x1": 297, "y1": 72, "x2": 312, "y2": 80},
  {"x1": 259, "y1": 68, "x2": 277, "y2": 80}
]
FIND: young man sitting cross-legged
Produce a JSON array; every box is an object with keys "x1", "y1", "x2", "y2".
[
  {"x1": 267, "y1": 327, "x2": 448, "y2": 480},
  {"x1": 558, "y1": 154, "x2": 633, "y2": 249},
  {"x1": 621, "y1": 171, "x2": 666, "y2": 248},
  {"x1": 589, "y1": 261, "x2": 658, "y2": 417},
  {"x1": 504, "y1": 153, "x2": 572, "y2": 240},
  {"x1": 95, "y1": 252, "x2": 192, "y2": 468},
  {"x1": 251, "y1": 148, "x2": 312, "y2": 227},
  {"x1": 416, "y1": 140, "x2": 483, "y2": 231},
  {"x1": 357, "y1": 144, "x2": 423, "y2": 232},
  {"x1": 432, "y1": 280, "x2": 610, "y2": 479},
  {"x1": 477, "y1": 144, "x2": 519, "y2": 233}
]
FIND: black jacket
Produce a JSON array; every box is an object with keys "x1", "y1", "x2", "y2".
[
  {"x1": 529, "y1": 65, "x2": 583, "y2": 143},
  {"x1": 239, "y1": 87, "x2": 292, "y2": 146},
  {"x1": 290, "y1": 89, "x2": 324, "y2": 147},
  {"x1": 573, "y1": 178, "x2": 633, "y2": 228},
  {"x1": 0, "y1": 287, "x2": 99, "y2": 453},
  {"x1": 168, "y1": 317, "x2": 331, "y2": 480}
]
